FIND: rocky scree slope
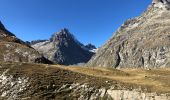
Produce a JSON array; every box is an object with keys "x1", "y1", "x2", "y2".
[
  {"x1": 31, "y1": 29, "x2": 94, "y2": 65},
  {"x1": 0, "y1": 21, "x2": 51, "y2": 64},
  {"x1": 0, "y1": 62, "x2": 169, "y2": 100},
  {"x1": 87, "y1": 0, "x2": 170, "y2": 68}
]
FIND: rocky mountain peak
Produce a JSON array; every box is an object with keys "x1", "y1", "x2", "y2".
[
  {"x1": 32, "y1": 29, "x2": 94, "y2": 65},
  {"x1": 59, "y1": 28, "x2": 70, "y2": 34},
  {"x1": 152, "y1": 0, "x2": 170, "y2": 9},
  {"x1": 53, "y1": 28, "x2": 71, "y2": 37},
  {"x1": 50, "y1": 28, "x2": 83, "y2": 48},
  {"x1": 51, "y1": 28, "x2": 75, "y2": 41}
]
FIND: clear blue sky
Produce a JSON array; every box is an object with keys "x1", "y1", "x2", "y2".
[{"x1": 0, "y1": 0, "x2": 151, "y2": 47}]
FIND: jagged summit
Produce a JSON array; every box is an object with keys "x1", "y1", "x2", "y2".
[
  {"x1": 32, "y1": 29, "x2": 94, "y2": 65},
  {"x1": 50, "y1": 28, "x2": 81, "y2": 45},
  {"x1": 57, "y1": 28, "x2": 70, "y2": 35},
  {"x1": 51, "y1": 28, "x2": 71, "y2": 40},
  {"x1": 52, "y1": 28, "x2": 72, "y2": 37}
]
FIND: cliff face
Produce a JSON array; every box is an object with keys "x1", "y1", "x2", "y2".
[
  {"x1": 0, "y1": 21, "x2": 51, "y2": 64},
  {"x1": 32, "y1": 29, "x2": 94, "y2": 65},
  {"x1": 152, "y1": 0, "x2": 170, "y2": 9},
  {"x1": 87, "y1": 1, "x2": 170, "y2": 68}
]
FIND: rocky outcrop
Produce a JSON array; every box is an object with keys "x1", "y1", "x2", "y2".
[
  {"x1": 31, "y1": 28, "x2": 94, "y2": 65},
  {"x1": 152, "y1": 0, "x2": 170, "y2": 4},
  {"x1": 152, "y1": 0, "x2": 170, "y2": 9},
  {"x1": 0, "y1": 21, "x2": 51, "y2": 64},
  {"x1": 0, "y1": 63, "x2": 169, "y2": 100},
  {"x1": 87, "y1": 1, "x2": 170, "y2": 68}
]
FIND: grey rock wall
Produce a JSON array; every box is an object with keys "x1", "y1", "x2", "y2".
[
  {"x1": 32, "y1": 29, "x2": 94, "y2": 65},
  {"x1": 87, "y1": 2, "x2": 170, "y2": 68}
]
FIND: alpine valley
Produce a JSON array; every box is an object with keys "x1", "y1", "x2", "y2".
[{"x1": 0, "y1": 0, "x2": 170, "y2": 100}]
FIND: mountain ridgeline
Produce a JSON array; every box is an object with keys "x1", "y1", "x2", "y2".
[
  {"x1": 0, "y1": 1, "x2": 170, "y2": 100},
  {"x1": 31, "y1": 29, "x2": 95, "y2": 65},
  {"x1": 87, "y1": 0, "x2": 170, "y2": 68},
  {"x1": 0, "y1": 21, "x2": 51, "y2": 64}
]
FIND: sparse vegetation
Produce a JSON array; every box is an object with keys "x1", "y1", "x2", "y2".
[
  {"x1": 0, "y1": 1, "x2": 170, "y2": 99},
  {"x1": 0, "y1": 62, "x2": 169, "y2": 99},
  {"x1": 56, "y1": 65, "x2": 170, "y2": 94}
]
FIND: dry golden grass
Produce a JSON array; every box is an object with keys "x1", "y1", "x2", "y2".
[
  {"x1": 0, "y1": 62, "x2": 169, "y2": 94},
  {"x1": 53, "y1": 65, "x2": 170, "y2": 94}
]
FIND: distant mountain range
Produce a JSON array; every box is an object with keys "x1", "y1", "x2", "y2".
[
  {"x1": 1, "y1": 0, "x2": 170, "y2": 69},
  {"x1": 0, "y1": 21, "x2": 96, "y2": 65}
]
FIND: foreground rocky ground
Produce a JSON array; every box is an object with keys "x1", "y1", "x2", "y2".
[{"x1": 0, "y1": 62, "x2": 169, "y2": 100}]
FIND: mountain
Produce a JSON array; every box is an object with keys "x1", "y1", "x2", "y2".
[
  {"x1": 31, "y1": 28, "x2": 94, "y2": 65},
  {"x1": 87, "y1": 0, "x2": 170, "y2": 68},
  {"x1": 153, "y1": 0, "x2": 170, "y2": 8},
  {"x1": 85, "y1": 43, "x2": 96, "y2": 50},
  {"x1": 0, "y1": 21, "x2": 51, "y2": 64},
  {"x1": 85, "y1": 43, "x2": 97, "y2": 53},
  {"x1": 0, "y1": 21, "x2": 24, "y2": 44},
  {"x1": 26, "y1": 40, "x2": 48, "y2": 45}
]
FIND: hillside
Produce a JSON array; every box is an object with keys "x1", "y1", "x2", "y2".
[
  {"x1": 0, "y1": 21, "x2": 51, "y2": 64},
  {"x1": 1, "y1": 1, "x2": 170, "y2": 100},
  {"x1": 0, "y1": 62, "x2": 169, "y2": 100},
  {"x1": 87, "y1": 0, "x2": 170, "y2": 68}
]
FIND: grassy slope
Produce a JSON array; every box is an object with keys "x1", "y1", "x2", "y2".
[
  {"x1": 55, "y1": 65, "x2": 170, "y2": 94},
  {"x1": 0, "y1": 62, "x2": 169, "y2": 99},
  {"x1": 0, "y1": 62, "x2": 118, "y2": 99}
]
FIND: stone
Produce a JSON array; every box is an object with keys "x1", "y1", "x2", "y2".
[
  {"x1": 87, "y1": 1, "x2": 170, "y2": 68},
  {"x1": 0, "y1": 21, "x2": 51, "y2": 64},
  {"x1": 152, "y1": 0, "x2": 170, "y2": 9},
  {"x1": 31, "y1": 28, "x2": 94, "y2": 65}
]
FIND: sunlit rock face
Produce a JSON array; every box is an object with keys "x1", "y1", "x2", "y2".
[
  {"x1": 31, "y1": 29, "x2": 94, "y2": 65},
  {"x1": 152, "y1": 0, "x2": 170, "y2": 9},
  {"x1": 152, "y1": 0, "x2": 170, "y2": 4},
  {"x1": 87, "y1": 1, "x2": 170, "y2": 68},
  {"x1": 0, "y1": 21, "x2": 51, "y2": 64}
]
